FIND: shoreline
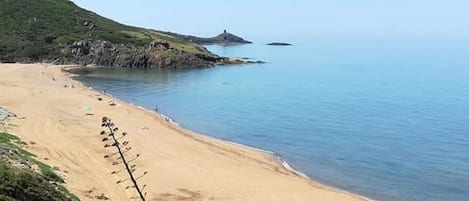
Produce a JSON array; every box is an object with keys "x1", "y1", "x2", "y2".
[
  {"x1": 67, "y1": 66, "x2": 376, "y2": 201},
  {"x1": 1, "y1": 63, "x2": 369, "y2": 201},
  {"x1": 136, "y1": 110, "x2": 378, "y2": 201},
  {"x1": 80, "y1": 79, "x2": 309, "y2": 178},
  {"x1": 71, "y1": 73, "x2": 313, "y2": 181}
]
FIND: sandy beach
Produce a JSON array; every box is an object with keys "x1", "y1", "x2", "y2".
[{"x1": 0, "y1": 63, "x2": 364, "y2": 201}]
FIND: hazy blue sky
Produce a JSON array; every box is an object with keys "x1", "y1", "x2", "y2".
[{"x1": 70, "y1": 0, "x2": 469, "y2": 42}]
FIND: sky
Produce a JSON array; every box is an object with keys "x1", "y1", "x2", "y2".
[{"x1": 70, "y1": 0, "x2": 469, "y2": 42}]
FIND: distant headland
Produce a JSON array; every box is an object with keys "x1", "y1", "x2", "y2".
[{"x1": 163, "y1": 30, "x2": 252, "y2": 45}]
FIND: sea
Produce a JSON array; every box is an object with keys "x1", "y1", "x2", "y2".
[{"x1": 74, "y1": 40, "x2": 469, "y2": 201}]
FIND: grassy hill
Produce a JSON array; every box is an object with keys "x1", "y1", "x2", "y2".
[{"x1": 0, "y1": 0, "x2": 224, "y2": 68}]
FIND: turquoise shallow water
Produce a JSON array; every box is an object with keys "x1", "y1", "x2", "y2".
[{"x1": 75, "y1": 41, "x2": 469, "y2": 201}]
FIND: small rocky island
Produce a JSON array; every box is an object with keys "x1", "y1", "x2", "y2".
[{"x1": 267, "y1": 42, "x2": 292, "y2": 46}]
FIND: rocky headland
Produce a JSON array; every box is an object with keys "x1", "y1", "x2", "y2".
[
  {"x1": 163, "y1": 30, "x2": 252, "y2": 45},
  {"x1": 0, "y1": 0, "x2": 254, "y2": 68},
  {"x1": 61, "y1": 40, "x2": 225, "y2": 68}
]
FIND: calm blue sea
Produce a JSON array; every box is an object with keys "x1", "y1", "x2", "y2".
[{"x1": 74, "y1": 41, "x2": 469, "y2": 201}]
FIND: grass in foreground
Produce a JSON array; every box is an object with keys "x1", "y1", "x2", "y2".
[{"x1": 0, "y1": 132, "x2": 79, "y2": 201}]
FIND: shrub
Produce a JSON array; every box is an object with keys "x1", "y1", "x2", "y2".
[{"x1": 0, "y1": 162, "x2": 72, "y2": 201}]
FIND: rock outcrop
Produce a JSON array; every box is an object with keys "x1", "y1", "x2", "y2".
[
  {"x1": 58, "y1": 40, "x2": 225, "y2": 68},
  {"x1": 267, "y1": 42, "x2": 292, "y2": 46}
]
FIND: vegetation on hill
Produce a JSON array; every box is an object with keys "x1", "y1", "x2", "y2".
[
  {"x1": 0, "y1": 0, "x2": 225, "y2": 68},
  {"x1": 0, "y1": 132, "x2": 79, "y2": 201},
  {"x1": 0, "y1": 163, "x2": 74, "y2": 201}
]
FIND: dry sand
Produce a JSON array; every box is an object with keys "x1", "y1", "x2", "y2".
[{"x1": 0, "y1": 63, "x2": 365, "y2": 201}]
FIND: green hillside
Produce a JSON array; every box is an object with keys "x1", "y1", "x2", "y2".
[{"x1": 0, "y1": 0, "x2": 222, "y2": 67}]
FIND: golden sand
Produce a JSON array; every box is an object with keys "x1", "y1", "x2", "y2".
[{"x1": 0, "y1": 64, "x2": 364, "y2": 201}]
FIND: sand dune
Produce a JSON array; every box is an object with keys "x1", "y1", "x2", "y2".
[{"x1": 0, "y1": 64, "x2": 363, "y2": 201}]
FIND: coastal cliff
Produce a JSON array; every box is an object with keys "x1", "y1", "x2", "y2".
[
  {"x1": 61, "y1": 40, "x2": 223, "y2": 68},
  {"x1": 0, "y1": 0, "x2": 240, "y2": 68}
]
